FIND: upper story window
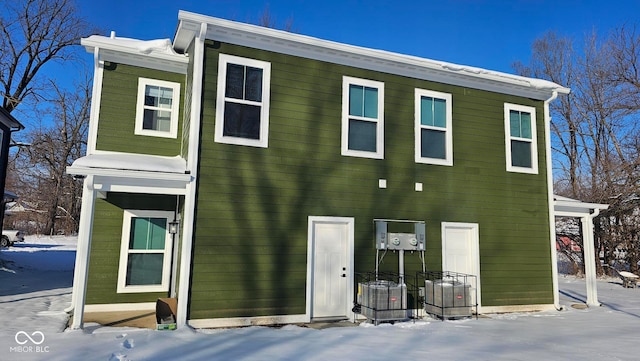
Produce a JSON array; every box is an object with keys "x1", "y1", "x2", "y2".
[
  {"x1": 215, "y1": 54, "x2": 271, "y2": 148},
  {"x1": 135, "y1": 78, "x2": 180, "y2": 138},
  {"x1": 117, "y1": 210, "x2": 174, "y2": 293},
  {"x1": 341, "y1": 76, "x2": 384, "y2": 159},
  {"x1": 415, "y1": 89, "x2": 453, "y2": 166},
  {"x1": 504, "y1": 103, "x2": 538, "y2": 174}
]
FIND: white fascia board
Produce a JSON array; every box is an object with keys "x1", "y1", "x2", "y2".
[
  {"x1": 554, "y1": 200, "x2": 609, "y2": 214},
  {"x1": 66, "y1": 166, "x2": 191, "y2": 183},
  {"x1": 175, "y1": 11, "x2": 570, "y2": 100},
  {"x1": 82, "y1": 36, "x2": 188, "y2": 74}
]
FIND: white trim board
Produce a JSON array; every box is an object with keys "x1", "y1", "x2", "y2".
[
  {"x1": 189, "y1": 314, "x2": 309, "y2": 329},
  {"x1": 175, "y1": 11, "x2": 569, "y2": 101},
  {"x1": 84, "y1": 302, "x2": 156, "y2": 313}
]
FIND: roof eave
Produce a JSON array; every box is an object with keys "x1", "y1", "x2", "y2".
[
  {"x1": 175, "y1": 10, "x2": 570, "y2": 100},
  {"x1": 0, "y1": 106, "x2": 25, "y2": 131}
]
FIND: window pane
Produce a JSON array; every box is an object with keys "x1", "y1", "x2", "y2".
[
  {"x1": 245, "y1": 66, "x2": 263, "y2": 102},
  {"x1": 363, "y1": 87, "x2": 378, "y2": 118},
  {"x1": 225, "y1": 64, "x2": 245, "y2": 99},
  {"x1": 143, "y1": 109, "x2": 172, "y2": 132},
  {"x1": 510, "y1": 110, "x2": 521, "y2": 137},
  {"x1": 223, "y1": 102, "x2": 261, "y2": 139},
  {"x1": 130, "y1": 217, "x2": 166, "y2": 250},
  {"x1": 421, "y1": 97, "x2": 434, "y2": 126},
  {"x1": 349, "y1": 85, "x2": 364, "y2": 117},
  {"x1": 126, "y1": 253, "x2": 163, "y2": 286},
  {"x1": 348, "y1": 118, "x2": 377, "y2": 152},
  {"x1": 520, "y1": 112, "x2": 532, "y2": 139},
  {"x1": 511, "y1": 140, "x2": 532, "y2": 168},
  {"x1": 145, "y1": 86, "x2": 173, "y2": 108},
  {"x1": 433, "y1": 98, "x2": 447, "y2": 128},
  {"x1": 421, "y1": 128, "x2": 446, "y2": 159}
]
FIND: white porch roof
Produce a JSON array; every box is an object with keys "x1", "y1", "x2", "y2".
[
  {"x1": 554, "y1": 195, "x2": 609, "y2": 215},
  {"x1": 553, "y1": 194, "x2": 609, "y2": 308},
  {"x1": 66, "y1": 152, "x2": 192, "y2": 195}
]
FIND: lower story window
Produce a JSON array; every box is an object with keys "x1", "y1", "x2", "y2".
[{"x1": 117, "y1": 210, "x2": 174, "y2": 293}]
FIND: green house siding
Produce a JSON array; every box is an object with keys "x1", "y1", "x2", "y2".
[
  {"x1": 188, "y1": 41, "x2": 552, "y2": 320},
  {"x1": 97, "y1": 62, "x2": 185, "y2": 156},
  {"x1": 86, "y1": 193, "x2": 177, "y2": 305}
]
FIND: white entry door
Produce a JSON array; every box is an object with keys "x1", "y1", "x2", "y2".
[
  {"x1": 307, "y1": 217, "x2": 354, "y2": 320},
  {"x1": 442, "y1": 222, "x2": 481, "y2": 307}
]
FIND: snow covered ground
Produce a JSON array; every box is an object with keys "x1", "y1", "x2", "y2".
[{"x1": 1, "y1": 236, "x2": 640, "y2": 361}]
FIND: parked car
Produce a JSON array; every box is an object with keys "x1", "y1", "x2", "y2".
[{"x1": 1, "y1": 230, "x2": 24, "y2": 247}]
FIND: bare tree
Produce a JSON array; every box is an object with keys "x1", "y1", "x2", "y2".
[
  {"x1": 515, "y1": 27, "x2": 640, "y2": 274},
  {"x1": 0, "y1": 0, "x2": 94, "y2": 112},
  {"x1": 8, "y1": 77, "x2": 90, "y2": 235},
  {"x1": 252, "y1": 4, "x2": 296, "y2": 32}
]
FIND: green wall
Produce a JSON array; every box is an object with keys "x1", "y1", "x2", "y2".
[
  {"x1": 97, "y1": 62, "x2": 185, "y2": 156},
  {"x1": 86, "y1": 193, "x2": 177, "y2": 304},
  {"x1": 188, "y1": 41, "x2": 553, "y2": 320}
]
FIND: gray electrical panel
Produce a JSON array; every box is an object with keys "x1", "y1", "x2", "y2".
[
  {"x1": 415, "y1": 223, "x2": 426, "y2": 250},
  {"x1": 387, "y1": 232, "x2": 418, "y2": 250},
  {"x1": 375, "y1": 221, "x2": 388, "y2": 250},
  {"x1": 375, "y1": 220, "x2": 425, "y2": 251}
]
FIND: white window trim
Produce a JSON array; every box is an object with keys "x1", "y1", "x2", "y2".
[
  {"x1": 134, "y1": 78, "x2": 180, "y2": 139},
  {"x1": 341, "y1": 76, "x2": 384, "y2": 159},
  {"x1": 215, "y1": 53, "x2": 271, "y2": 148},
  {"x1": 414, "y1": 88, "x2": 453, "y2": 166},
  {"x1": 504, "y1": 103, "x2": 538, "y2": 174},
  {"x1": 117, "y1": 210, "x2": 174, "y2": 293}
]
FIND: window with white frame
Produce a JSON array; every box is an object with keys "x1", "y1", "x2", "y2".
[
  {"x1": 504, "y1": 103, "x2": 538, "y2": 174},
  {"x1": 135, "y1": 78, "x2": 180, "y2": 138},
  {"x1": 117, "y1": 210, "x2": 174, "y2": 293},
  {"x1": 215, "y1": 54, "x2": 271, "y2": 148},
  {"x1": 341, "y1": 76, "x2": 384, "y2": 159},
  {"x1": 415, "y1": 89, "x2": 453, "y2": 165}
]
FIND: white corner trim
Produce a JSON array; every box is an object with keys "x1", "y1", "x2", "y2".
[
  {"x1": 84, "y1": 302, "x2": 156, "y2": 313},
  {"x1": 86, "y1": 52, "x2": 104, "y2": 155},
  {"x1": 177, "y1": 21, "x2": 208, "y2": 328}
]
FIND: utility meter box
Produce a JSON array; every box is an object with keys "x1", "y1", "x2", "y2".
[
  {"x1": 387, "y1": 232, "x2": 419, "y2": 250},
  {"x1": 375, "y1": 221, "x2": 426, "y2": 251}
]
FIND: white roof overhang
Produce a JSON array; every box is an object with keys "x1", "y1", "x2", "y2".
[
  {"x1": 66, "y1": 153, "x2": 191, "y2": 195},
  {"x1": 174, "y1": 10, "x2": 569, "y2": 101},
  {"x1": 82, "y1": 35, "x2": 189, "y2": 74},
  {"x1": 554, "y1": 195, "x2": 609, "y2": 217}
]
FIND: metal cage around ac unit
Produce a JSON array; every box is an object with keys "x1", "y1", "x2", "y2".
[{"x1": 357, "y1": 280, "x2": 407, "y2": 324}]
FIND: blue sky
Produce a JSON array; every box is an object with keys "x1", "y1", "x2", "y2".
[{"x1": 77, "y1": 0, "x2": 639, "y2": 74}]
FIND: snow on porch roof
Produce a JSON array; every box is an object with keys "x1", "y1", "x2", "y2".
[
  {"x1": 67, "y1": 153, "x2": 189, "y2": 182},
  {"x1": 554, "y1": 195, "x2": 609, "y2": 215}
]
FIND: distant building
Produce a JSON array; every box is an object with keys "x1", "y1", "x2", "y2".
[{"x1": 0, "y1": 107, "x2": 24, "y2": 230}]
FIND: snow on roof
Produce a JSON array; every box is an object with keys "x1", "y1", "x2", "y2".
[
  {"x1": 175, "y1": 11, "x2": 569, "y2": 100},
  {"x1": 81, "y1": 34, "x2": 188, "y2": 65},
  {"x1": 71, "y1": 153, "x2": 187, "y2": 174}
]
